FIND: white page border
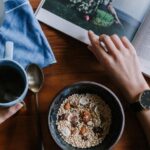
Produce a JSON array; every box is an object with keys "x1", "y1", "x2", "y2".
[{"x1": 36, "y1": 8, "x2": 92, "y2": 45}]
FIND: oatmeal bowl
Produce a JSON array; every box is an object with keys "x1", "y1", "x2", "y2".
[{"x1": 48, "y1": 81, "x2": 125, "y2": 150}]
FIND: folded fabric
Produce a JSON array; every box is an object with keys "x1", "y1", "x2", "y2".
[{"x1": 0, "y1": 0, "x2": 56, "y2": 68}]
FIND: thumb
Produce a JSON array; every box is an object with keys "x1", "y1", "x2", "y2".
[{"x1": 0, "y1": 103, "x2": 23, "y2": 124}]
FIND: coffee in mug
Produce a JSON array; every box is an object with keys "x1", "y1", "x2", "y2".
[
  {"x1": 0, "y1": 64, "x2": 26, "y2": 103},
  {"x1": 0, "y1": 41, "x2": 28, "y2": 107}
]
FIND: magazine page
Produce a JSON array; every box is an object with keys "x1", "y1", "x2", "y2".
[
  {"x1": 132, "y1": 7, "x2": 150, "y2": 76},
  {"x1": 133, "y1": 7, "x2": 150, "y2": 60},
  {"x1": 36, "y1": 0, "x2": 150, "y2": 44}
]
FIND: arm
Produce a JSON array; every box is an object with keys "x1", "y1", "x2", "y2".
[
  {"x1": 88, "y1": 30, "x2": 150, "y2": 145},
  {"x1": 137, "y1": 110, "x2": 150, "y2": 144}
]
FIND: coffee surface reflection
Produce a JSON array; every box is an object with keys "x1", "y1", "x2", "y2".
[{"x1": 0, "y1": 65, "x2": 25, "y2": 103}]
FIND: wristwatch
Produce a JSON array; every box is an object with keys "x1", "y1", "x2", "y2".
[{"x1": 130, "y1": 90, "x2": 150, "y2": 112}]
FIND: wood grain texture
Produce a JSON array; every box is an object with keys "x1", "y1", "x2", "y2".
[{"x1": 0, "y1": 0, "x2": 149, "y2": 150}]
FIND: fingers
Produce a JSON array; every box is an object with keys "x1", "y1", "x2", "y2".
[
  {"x1": 88, "y1": 30, "x2": 99, "y2": 48},
  {"x1": 88, "y1": 31, "x2": 109, "y2": 61},
  {"x1": 0, "y1": 103, "x2": 23, "y2": 124},
  {"x1": 88, "y1": 30, "x2": 136, "y2": 61},
  {"x1": 99, "y1": 34, "x2": 118, "y2": 56},
  {"x1": 110, "y1": 34, "x2": 125, "y2": 50},
  {"x1": 121, "y1": 36, "x2": 135, "y2": 50},
  {"x1": 6, "y1": 103, "x2": 23, "y2": 119},
  {"x1": 121, "y1": 36, "x2": 136, "y2": 54}
]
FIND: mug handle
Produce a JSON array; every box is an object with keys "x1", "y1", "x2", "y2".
[{"x1": 4, "y1": 41, "x2": 14, "y2": 60}]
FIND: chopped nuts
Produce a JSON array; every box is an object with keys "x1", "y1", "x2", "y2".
[
  {"x1": 71, "y1": 115, "x2": 78, "y2": 122},
  {"x1": 82, "y1": 136, "x2": 88, "y2": 141},
  {"x1": 58, "y1": 113, "x2": 68, "y2": 121},
  {"x1": 82, "y1": 110, "x2": 91, "y2": 123},
  {"x1": 70, "y1": 115, "x2": 78, "y2": 127},
  {"x1": 80, "y1": 126, "x2": 87, "y2": 135},
  {"x1": 87, "y1": 121, "x2": 94, "y2": 127},
  {"x1": 64, "y1": 102, "x2": 70, "y2": 110},
  {"x1": 71, "y1": 128, "x2": 78, "y2": 135},
  {"x1": 57, "y1": 94, "x2": 111, "y2": 148},
  {"x1": 71, "y1": 100, "x2": 78, "y2": 108}
]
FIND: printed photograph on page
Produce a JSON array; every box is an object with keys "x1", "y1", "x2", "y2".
[{"x1": 42, "y1": 0, "x2": 150, "y2": 40}]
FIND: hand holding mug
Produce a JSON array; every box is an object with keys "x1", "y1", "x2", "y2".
[
  {"x1": 0, "y1": 41, "x2": 28, "y2": 124},
  {"x1": 0, "y1": 103, "x2": 23, "y2": 124}
]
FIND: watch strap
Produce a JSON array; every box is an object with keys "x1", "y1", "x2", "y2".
[{"x1": 130, "y1": 101, "x2": 143, "y2": 112}]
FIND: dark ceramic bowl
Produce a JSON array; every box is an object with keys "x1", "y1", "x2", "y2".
[{"x1": 48, "y1": 81, "x2": 125, "y2": 150}]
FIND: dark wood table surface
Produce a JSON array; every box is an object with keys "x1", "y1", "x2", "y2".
[{"x1": 0, "y1": 0, "x2": 149, "y2": 150}]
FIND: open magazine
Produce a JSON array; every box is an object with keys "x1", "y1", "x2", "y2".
[{"x1": 36, "y1": 0, "x2": 150, "y2": 77}]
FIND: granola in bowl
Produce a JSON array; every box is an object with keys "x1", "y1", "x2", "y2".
[{"x1": 56, "y1": 93, "x2": 112, "y2": 148}]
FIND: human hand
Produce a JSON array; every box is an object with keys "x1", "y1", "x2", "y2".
[
  {"x1": 88, "y1": 31, "x2": 149, "y2": 103},
  {"x1": 0, "y1": 103, "x2": 23, "y2": 124}
]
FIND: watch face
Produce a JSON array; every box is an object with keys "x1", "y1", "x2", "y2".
[{"x1": 140, "y1": 90, "x2": 150, "y2": 109}]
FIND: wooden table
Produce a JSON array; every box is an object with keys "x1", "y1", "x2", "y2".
[{"x1": 0, "y1": 0, "x2": 149, "y2": 149}]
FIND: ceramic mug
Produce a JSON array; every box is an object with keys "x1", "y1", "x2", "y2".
[{"x1": 0, "y1": 41, "x2": 28, "y2": 107}]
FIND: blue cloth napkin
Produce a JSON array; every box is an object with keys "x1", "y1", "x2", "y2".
[{"x1": 0, "y1": 0, "x2": 56, "y2": 68}]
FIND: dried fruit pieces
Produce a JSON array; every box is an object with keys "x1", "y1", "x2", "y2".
[
  {"x1": 82, "y1": 110, "x2": 91, "y2": 123},
  {"x1": 64, "y1": 102, "x2": 71, "y2": 110},
  {"x1": 56, "y1": 94, "x2": 112, "y2": 148}
]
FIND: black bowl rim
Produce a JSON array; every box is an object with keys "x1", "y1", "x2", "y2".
[{"x1": 48, "y1": 81, "x2": 125, "y2": 150}]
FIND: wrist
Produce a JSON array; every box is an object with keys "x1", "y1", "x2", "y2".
[{"x1": 125, "y1": 79, "x2": 149, "y2": 103}]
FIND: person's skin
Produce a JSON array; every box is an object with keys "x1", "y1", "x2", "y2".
[
  {"x1": 88, "y1": 30, "x2": 150, "y2": 145},
  {"x1": 0, "y1": 103, "x2": 23, "y2": 124}
]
